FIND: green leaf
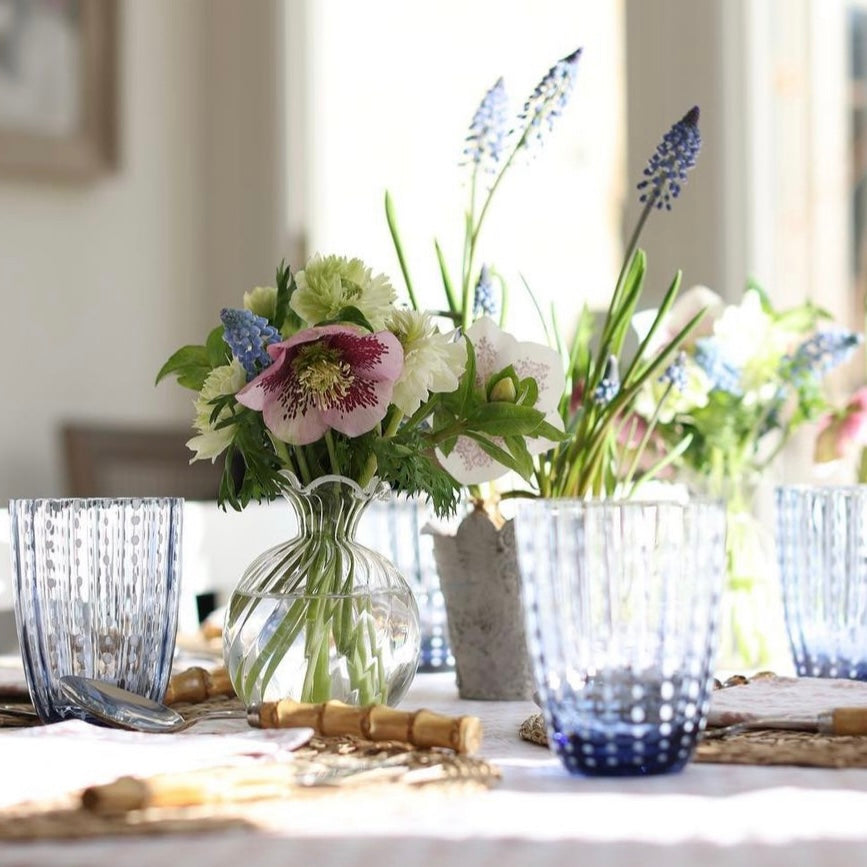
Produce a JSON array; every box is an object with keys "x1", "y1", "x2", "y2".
[
  {"x1": 434, "y1": 239, "x2": 459, "y2": 314},
  {"x1": 504, "y1": 435, "x2": 534, "y2": 479},
  {"x1": 206, "y1": 325, "x2": 230, "y2": 368},
  {"x1": 607, "y1": 251, "x2": 646, "y2": 355},
  {"x1": 622, "y1": 269, "x2": 683, "y2": 387},
  {"x1": 516, "y1": 376, "x2": 539, "y2": 408},
  {"x1": 274, "y1": 259, "x2": 292, "y2": 330},
  {"x1": 532, "y1": 419, "x2": 568, "y2": 442},
  {"x1": 465, "y1": 432, "x2": 523, "y2": 475},
  {"x1": 439, "y1": 435, "x2": 458, "y2": 457},
  {"x1": 468, "y1": 402, "x2": 544, "y2": 436},
  {"x1": 443, "y1": 337, "x2": 476, "y2": 416},
  {"x1": 518, "y1": 273, "x2": 552, "y2": 346},
  {"x1": 316, "y1": 306, "x2": 375, "y2": 332},
  {"x1": 385, "y1": 191, "x2": 420, "y2": 311},
  {"x1": 155, "y1": 344, "x2": 211, "y2": 390}
]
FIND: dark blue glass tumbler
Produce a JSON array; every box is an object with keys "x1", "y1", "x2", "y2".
[{"x1": 515, "y1": 498, "x2": 726, "y2": 777}]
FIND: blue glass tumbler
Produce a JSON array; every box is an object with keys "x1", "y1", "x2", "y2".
[
  {"x1": 11, "y1": 497, "x2": 183, "y2": 722},
  {"x1": 515, "y1": 498, "x2": 726, "y2": 777},
  {"x1": 776, "y1": 485, "x2": 867, "y2": 680}
]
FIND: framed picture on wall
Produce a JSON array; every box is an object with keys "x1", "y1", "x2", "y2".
[{"x1": 0, "y1": 0, "x2": 117, "y2": 180}]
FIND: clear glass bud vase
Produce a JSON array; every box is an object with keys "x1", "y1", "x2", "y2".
[{"x1": 224, "y1": 474, "x2": 421, "y2": 706}]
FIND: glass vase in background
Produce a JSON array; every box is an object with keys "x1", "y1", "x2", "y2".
[
  {"x1": 776, "y1": 485, "x2": 867, "y2": 679},
  {"x1": 515, "y1": 498, "x2": 726, "y2": 777},
  {"x1": 358, "y1": 497, "x2": 454, "y2": 673},
  {"x1": 223, "y1": 474, "x2": 421, "y2": 706},
  {"x1": 11, "y1": 497, "x2": 183, "y2": 723},
  {"x1": 697, "y1": 474, "x2": 786, "y2": 674},
  {"x1": 718, "y1": 477, "x2": 776, "y2": 672}
]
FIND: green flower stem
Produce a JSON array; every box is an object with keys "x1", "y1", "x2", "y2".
[
  {"x1": 325, "y1": 431, "x2": 341, "y2": 475},
  {"x1": 383, "y1": 409, "x2": 403, "y2": 439},
  {"x1": 622, "y1": 382, "x2": 674, "y2": 489},
  {"x1": 295, "y1": 447, "x2": 313, "y2": 485},
  {"x1": 358, "y1": 453, "x2": 379, "y2": 489},
  {"x1": 614, "y1": 200, "x2": 654, "y2": 311}
]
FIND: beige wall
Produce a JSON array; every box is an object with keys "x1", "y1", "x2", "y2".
[{"x1": 0, "y1": 1, "x2": 209, "y2": 499}]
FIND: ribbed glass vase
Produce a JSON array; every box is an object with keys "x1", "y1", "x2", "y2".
[{"x1": 224, "y1": 474, "x2": 421, "y2": 706}]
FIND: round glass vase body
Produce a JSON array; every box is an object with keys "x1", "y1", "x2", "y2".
[{"x1": 223, "y1": 474, "x2": 421, "y2": 706}]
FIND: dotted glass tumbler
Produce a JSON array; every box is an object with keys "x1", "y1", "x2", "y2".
[
  {"x1": 10, "y1": 498, "x2": 183, "y2": 723},
  {"x1": 776, "y1": 485, "x2": 867, "y2": 679},
  {"x1": 515, "y1": 499, "x2": 726, "y2": 777}
]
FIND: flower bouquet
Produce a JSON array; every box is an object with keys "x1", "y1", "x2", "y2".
[
  {"x1": 631, "y1": 283, "x2": 862, "y2": 667},
  {"x1": 158, "y1": 255, "x2": 560, "y2": 705}
]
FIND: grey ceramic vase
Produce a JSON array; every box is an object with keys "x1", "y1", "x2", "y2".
[{"x1": 430, "y1": 509, "x2": 534, "y2": 700}]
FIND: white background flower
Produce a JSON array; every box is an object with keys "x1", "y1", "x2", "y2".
[
  {"x1": 187, "y1": 360, "x2": 247, "y2": 462},
  {"x1": 389, "y1": 310, "x2": 467, "y2": 416}
]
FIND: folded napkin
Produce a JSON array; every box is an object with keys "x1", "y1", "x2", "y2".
[
  {"x1": 0, "y1": 719, "x2": 312, "y2": 809},
  {"x1": 707, "y1": 676, "x2": 867, "y2": 727}
]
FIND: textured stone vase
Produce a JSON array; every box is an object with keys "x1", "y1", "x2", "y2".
[{"x1": 430, "y1": 508, "x2": 534, "y2": 700}]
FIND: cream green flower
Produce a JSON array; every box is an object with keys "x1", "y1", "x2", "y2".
[
  {"x1": 388, "y1": 310, "x2": 467, "y2": 416},
  {"x1": 187, "y1": 360, "x2": 247, "y2": 462},
  {"x1": 291, "y1": 254, "x2": 397, "y2": 330},
  {"x1": 243, "y1": 286, "x2": 277, "y2": 320}
]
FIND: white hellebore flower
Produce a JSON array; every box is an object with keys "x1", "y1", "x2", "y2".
[
  {"x1": 290, "y1": 254, "x2": 397, "y2": 330},
  {"x1": 437, "y1": 316, "x2": 566, "y2": 485},
  {"x1": 389, "y1": 310, "x2": 467, "y2": 416},
  {"x1": 187, "y1": 360, "x2": 247, "y2": 462}
]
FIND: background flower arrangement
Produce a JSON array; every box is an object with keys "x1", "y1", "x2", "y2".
[{"x1": 630, "y1": 282, "x2": 862, "y2": 666}]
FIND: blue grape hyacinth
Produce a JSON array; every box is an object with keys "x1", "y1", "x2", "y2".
[
  {"x1": 593, "y1": 355, "x2": 621, "y2": 405},
  {"x1": 472, "y1": 265, "x2": 499, "y2": 318},
  {"x1": 659, "y1": 351, "x2": 688, "y2": 392},
  {"x1": 463, "y1": 77, "x2": 509, "y2": 171},
  {"x1": 220, "y1": 308, "x2": 281, "y2": 379},
  {"x1": 517, "y1": 48, "x2": 582, "y2": 151},
  {"x1": 694, "y1": 338, "x2": 742, "y2": 396},
  {"x1": 637, "y1": 106, "x2": 702, "y2": 211},
  {"x1": 787, "y1": 330, "x2": 863, "y2": 381}
]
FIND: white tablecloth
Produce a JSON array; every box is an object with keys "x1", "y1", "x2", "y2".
[{"x1": 6, "y1": 672, "x2": 867, "y2": 867}]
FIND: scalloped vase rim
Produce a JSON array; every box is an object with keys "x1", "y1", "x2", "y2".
[{"x1": 278, "y1": 470, "x2": 390, "y2": 502}]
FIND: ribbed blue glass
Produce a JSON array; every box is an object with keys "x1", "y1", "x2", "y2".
[
  {"x1": 515, "y1": 499, "x2": 726, "y2": 777},
  {"x1": 776, "y1": 485, "x2": 867, "y2": 679},
  {"x1": 10, "y1": 497, "x2": 183, "y2": 723}
]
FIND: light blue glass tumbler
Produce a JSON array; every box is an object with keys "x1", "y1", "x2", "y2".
[
  {"x1": 515, "y1": 499, "x2": 726, "y2": 777},
  {"x1": 776, "y1": 485, "x2": 867, "y2": 680},
  {"x1": 11, "y1": 497, "x2": 183, "y2": 722}
]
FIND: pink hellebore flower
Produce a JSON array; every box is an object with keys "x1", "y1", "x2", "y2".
[
  {"x1": 814, "y1": 387, "x2": 867, "y2": 464},
  {"x1": 236, "y1": 324, "x2": 403, "y2": 445}
]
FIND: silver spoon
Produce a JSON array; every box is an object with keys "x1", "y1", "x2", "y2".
[{"x1": 59, "y1": 675, "x2": 251, "y2": 733}]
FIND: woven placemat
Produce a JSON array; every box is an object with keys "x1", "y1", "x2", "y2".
[
  {"x1": 518, "y1": 711, "x2": 867, "y2": 768},
  {"x1": 0, "y1": 694, "x2": 499, "y2": 840}
]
